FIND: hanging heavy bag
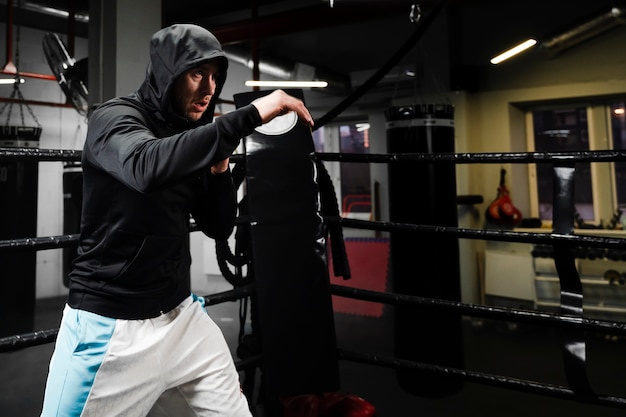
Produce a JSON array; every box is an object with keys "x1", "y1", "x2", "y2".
[
  {"x1": 233, "y1": 89, "x2": 340, "y2": 402},
  {"x1": 485, "y1": 168, "x2": 523, "y2": 226}
]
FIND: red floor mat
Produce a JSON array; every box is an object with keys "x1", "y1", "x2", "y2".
[{"x1": 328, "y1": 238, "x2": 389, "y2": 318}]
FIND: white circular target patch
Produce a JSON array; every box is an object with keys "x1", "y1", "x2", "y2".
[{"x1": 253, "y1": 105, "x2": 298, "y2": 135}]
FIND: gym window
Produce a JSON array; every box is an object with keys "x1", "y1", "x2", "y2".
[
  {"x1": 526, "y1": 99, "x2": 626, "y2": 227},
  {"x1": 313, "y1": 120, "x2": 372, "y2": 220}
]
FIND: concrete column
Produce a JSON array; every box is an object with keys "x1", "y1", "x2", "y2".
[{"x1": 88, "y1": 0, "x2": 161, "y2": 108}]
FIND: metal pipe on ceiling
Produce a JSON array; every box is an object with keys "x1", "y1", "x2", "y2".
[
  {"x1": 1, "y1": 0, "x2": 77, "y2": 109},
  {"x1": 207, "y1": 2, "x2": 404, "y2": 94},
  {"x1": 540, "y1": 5, "x2": 626, "y2": 58},
  {"x1": 210, "y1": 2, "x2": 406, "y2": 45}
]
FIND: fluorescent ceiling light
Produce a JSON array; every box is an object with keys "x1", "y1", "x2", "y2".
[
  {"x1": 245, "y1": 80, "x2": 328, "y2": 88},
  {"x1": 490, "y1": 38, "x2": 537, "y2": 64},
  {"x1": 0, "y1": 78, "x2": 25, "y2": 85}
]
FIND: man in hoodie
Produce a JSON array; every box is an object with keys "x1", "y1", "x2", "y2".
[{"x1": 40, "y1": 23, "x2": 313, "y2": 417}]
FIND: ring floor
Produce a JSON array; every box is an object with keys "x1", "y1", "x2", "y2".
[{"x1": 2, "y1": 284, "x2": 626, "y2": 416}]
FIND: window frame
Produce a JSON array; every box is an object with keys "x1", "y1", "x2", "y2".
[
  {"x1": 525, "y1": 102, "x2": 617, "y2": 227},
  {"x1": 315, "y1": 119, "x2": 372, "y2": 220}
]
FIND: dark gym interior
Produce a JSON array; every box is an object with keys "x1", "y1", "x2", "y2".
[{"x1": 3, "y1": 1, "x2": 626, "y2": 416}]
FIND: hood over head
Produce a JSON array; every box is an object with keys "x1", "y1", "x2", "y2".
[{"x1": 138, "y1": 24, "x2": 228, "y2": 126}]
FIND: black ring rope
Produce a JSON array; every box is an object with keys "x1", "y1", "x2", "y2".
[
  {"x1": 5, "y1": 219, "x2": 626, "y2": 253},
  {"x1": 3, "y1": 238, "x2": 626, "y2": 406},
  {"x1": 0, "y1": 284, "x2": 256, "y2": 353},
  {"x1": 4, "y1": 279, "x2": 624, "y2": 353},
  {"x1": 0, "y1": 147, "x2": 80, "y2": 162},
  {"x1": 325, "y1": 217, "x2": 626, "y2": 249},
  {"x1": 0, "y1": 234, "x2": 79, "y2": 252},
  {"x1": 203, "y1": 283, "x2": 255, "y2": 305},
  {"x1": 3, "y1": 145, "x2": 626, "y2": 406},
  {"x1": 336, "y1": 349, "x2": 626, "y2": 409},
  {"x1": 3, "y1": 284, "x2": 625, "y2": 361},
  {"x1": 0, "y1": 146, "x2": 245, "y2": 163},
  {"x1": 5, "y1": 147, "x2": 626, "y2": 165},
  {"x1": 314, "y1": 150, "x2": 626, "y2": 164},
  {"x1": 234, "y1": 354, "x2": 263, "y2": 372},
  {"x1": 0, "y1": 328, "x2": 59, "y2": 353},
  {"x1": 329, "y1": 285, "x2": 626, "y2": 337}
]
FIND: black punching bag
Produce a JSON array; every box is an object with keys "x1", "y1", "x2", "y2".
[
  {"x1": 0, "y1": 126, "x2": 40, "y2": 337},
  {"x1": 386, "y1": 104, "x2": 464, "y2": 397},
  {"x1": 234, "y1": 89, "x2": 340, "y2": 400}
]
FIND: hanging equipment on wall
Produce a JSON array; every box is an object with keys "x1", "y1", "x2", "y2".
[
  {"x1": 1, "y1": 0, "x2": 43, "y2": 144},
  {"x1": 42, "y1": 28, "x2": 90, "y2": 286},
  {"x1": 0, "y1": 81, "x2": 42, "y2": 147},
  {"x1": 485, "y1": 168, "x2": 523, "y2": 226},
  {"x1": 42, "y1": 32, "x2": 89, "y2": 117}
]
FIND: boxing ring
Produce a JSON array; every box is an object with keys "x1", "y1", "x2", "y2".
[
  {"x1": 3, "y1": 3, "x2": 626, "y2": 414},
  {"x1": 3, "y1": 137, "x2": 626, "y2": 413}
]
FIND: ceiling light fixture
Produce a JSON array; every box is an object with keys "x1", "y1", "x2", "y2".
[
  {"x1": 356, "y1": 123, "x2": 370, "y2": 132},
  {"x1": 225, "y1": 49, "x2": 346, "y2": 93},
  {"x1": 245, "y1": 80, "x2": 328, "y2": 88},
  {"x1": 490, "y1": 38, "x2": 537, "y2": 64}
]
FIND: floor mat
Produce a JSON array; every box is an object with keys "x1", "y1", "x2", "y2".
[{"x1": 328, "y1": 238, "x2": 389, "y2": 318}]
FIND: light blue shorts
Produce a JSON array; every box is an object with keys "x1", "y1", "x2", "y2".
[{"x1": 40, "y1": 295, "x2": 251, "y2": 417}]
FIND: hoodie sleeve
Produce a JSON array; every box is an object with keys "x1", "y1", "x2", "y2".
[{"x1": 84, "y1": 101, "x2": 262, "y2": 193}]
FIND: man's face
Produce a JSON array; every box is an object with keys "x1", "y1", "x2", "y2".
[{"x1": 171, "y1": 61, "x2": 221, "y2": 122}]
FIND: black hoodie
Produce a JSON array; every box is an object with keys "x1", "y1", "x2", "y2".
[{"x1": 68, "y1": 24, "x2": 262, "y2": 319}]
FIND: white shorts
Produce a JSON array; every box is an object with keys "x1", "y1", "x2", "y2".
[{"x1": 41, "y1": 295, "x2": 251, "y2": 417}]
